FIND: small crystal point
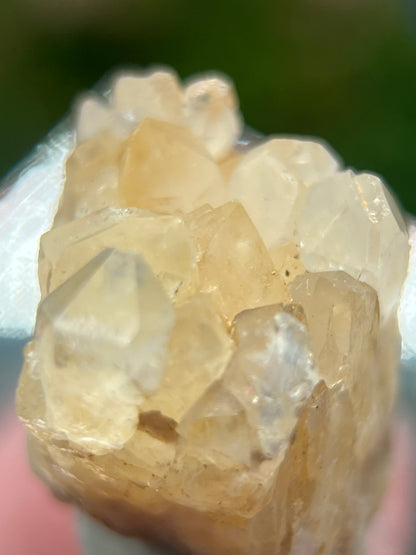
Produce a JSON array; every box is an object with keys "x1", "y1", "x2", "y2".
[
  {"x1": 229, "y1": 138, "x2": 339, "y2": 248},
  {"x1": 32, "y1": 248, "x2": 175, "y2": 453},
  {"x1": 119, "y1": 117, "x2": 228, "y2": 213},
  {"x1": 54, "y1": 132, "x2": 123, "y2": 224},
  {"x1": 228, "y1": 305, "x2": 319, "y2": 458},
  {"x1": 182, "y1": 75, "x2": 242, "y2": 160},
  {"x1": 186, "y1": 201, "x2": 289, "y2": 322},
  {"x1": 298, "y1": 170, "x2": 409, "y2": 319},
  {"x1": 112, "y1": 69, "x2": 183, "y2": 125},
  {"x1": 140, "y1": 294, "x2": 234, "y2": 423}
]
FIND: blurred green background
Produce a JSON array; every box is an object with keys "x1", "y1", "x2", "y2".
[{"x1": 1, "y1": 0, "x2": 416, "y2": 212}]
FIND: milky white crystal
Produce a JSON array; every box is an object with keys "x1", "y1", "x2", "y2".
[
  {"x1": 15, "y1": 68, "x2": 409, "y2": 555},
  {"x1": 298, "y1": 170, "x2": 409, "y2": 319},
  {"x1": 112, "y1": 69, "x2": 183, "y2": 125},
  {"x1": 229, "y1": 138, "x2": 339, "y2": 248},
  {"x1": 228, "y1": 306, "x2": 319, "y2": 458},
  {"x1": 75, "y1": 95, "x2": 131, "y2": 142},
  {"x1": 182, "y1": 76, "x2": 242, "y2": 160}
]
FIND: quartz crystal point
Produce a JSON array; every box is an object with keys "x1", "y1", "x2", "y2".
[
  {"x1": 54, "y1": 133, "x2": 123, "y2": 224},
  {"x1": 39, "y1": 207, "x2": 198, "y2": 302},
  {"x1": 119, "y1": 118, "x2": 229, "y2": 213},
  {"x1": 229, "y1": 138, "x2": 339, "y2": 248},
  {"x1": 28, "y1": 248, "x2": 175, "y2": 453},
  {"x1": 298, "y1": 170, "x2": 408, "y2": 320},
  {"x1": 15, "y1": 68, "x2": 410, "y2": 555},
  {"x1": 182, "y1": 75, "x2": 242, "y2": 160}
]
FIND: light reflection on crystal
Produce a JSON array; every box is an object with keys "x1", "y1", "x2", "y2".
[{"x1": 0, "y1": 126, "x2": 74, "y2": 338}]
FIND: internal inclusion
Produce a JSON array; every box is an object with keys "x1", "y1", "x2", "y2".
[{"x1": 16, "y1": 68, "x2": 409, "y2": 555}]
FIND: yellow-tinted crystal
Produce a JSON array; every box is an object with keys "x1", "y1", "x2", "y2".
[
  {"x1": 186, "y1": 201, "x2": 290, "y2": 322},
  {"x1": 119, "y1": 118, "x2": 228, "y2": 213}
]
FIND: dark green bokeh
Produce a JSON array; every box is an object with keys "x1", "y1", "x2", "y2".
[{"x1": 0, "y1": 0, "x2": 416, "y2": 212}]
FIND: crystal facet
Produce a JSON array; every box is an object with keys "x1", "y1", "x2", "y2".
[
  {"x1": 297, "y1": 170, "x2": 409, "y2": 320},
  {"x1": 119, "y1": 117, "x2": 228, "y2": 213}
]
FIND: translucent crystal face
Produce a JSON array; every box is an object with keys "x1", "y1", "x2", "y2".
[{"x1": 15, "y1": 67, "x2": 410, "y2": 555}]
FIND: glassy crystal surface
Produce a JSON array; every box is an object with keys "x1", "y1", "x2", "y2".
[
  {"x1": 182, "y1": 75, "x2": 242, "y2": 160},
  {"x1": 229, "y1": 138, "x2": 339, "y2": 248},
  {"x1": 12, "y1": 68, "x2": 410, "y2": 555},
  {"x1": 119, "y1": 118, "x2": 228, "y2": 213}
]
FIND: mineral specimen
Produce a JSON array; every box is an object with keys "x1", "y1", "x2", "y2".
[{"x1": 16, "y1": 68, "x2": 409, "y2": 555}]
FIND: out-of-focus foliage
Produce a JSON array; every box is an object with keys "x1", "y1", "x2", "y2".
[{"x1": 0, "y1": 0, "x2": 415, "y2": 211}]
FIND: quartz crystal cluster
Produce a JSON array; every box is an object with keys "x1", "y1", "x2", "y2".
[{"x1": 16, "y1": 69, "x2": 410, "y2": 554}]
